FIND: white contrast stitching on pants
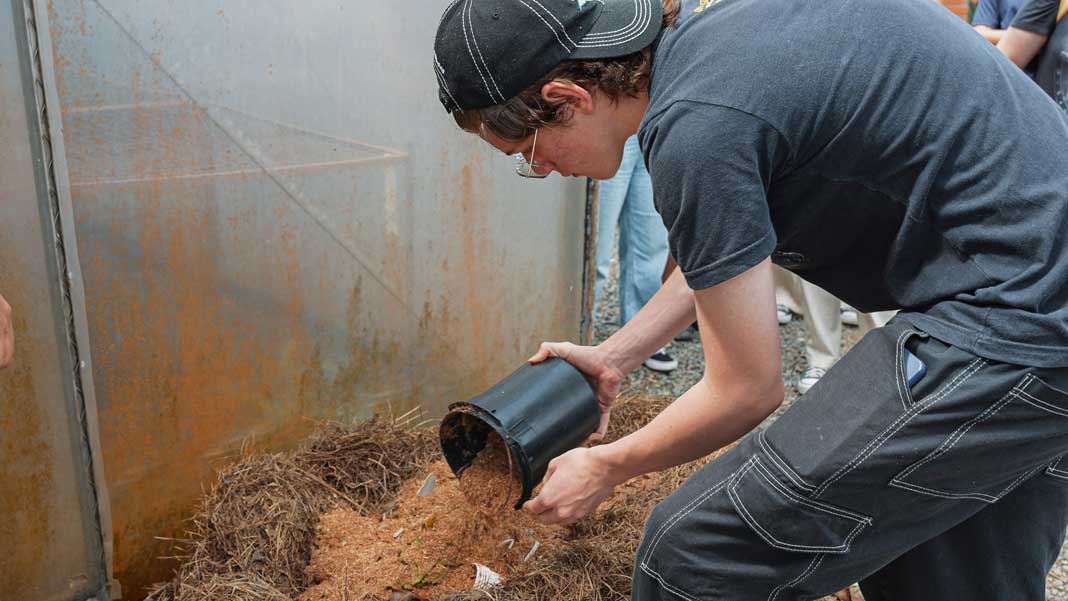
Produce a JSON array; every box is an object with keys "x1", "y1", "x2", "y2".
[
  {"x1": 813, "y1": 358, "x2": 986, "y2": 498},
  {"x1": 759, "y1": 430, "x2": 816, "y2": 492},
  {"x1": 767, "y1": 554, "x2": 826, "y2": 601}
]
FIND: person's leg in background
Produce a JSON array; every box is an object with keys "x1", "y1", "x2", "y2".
[
  {"x1": 616, "y1": 136, "x2": 669, "y2": 327},
  {"x1": 593, "y1": 143, "x2": 632, "y2": 309},
  {"x1": 858, "y1": 310, "x2": 896, "y2": 332},
  {"x1": 797, "y1": 280, "x2": 899, "y2": 394},
  {"x1": 797, "y1": 278, "x2": 843, "y2": 393},
  {"x1": 614, "y1": 136, "x2": 675, "y2": 372},
  {"x1": 773, "y1": 266, "x2": 802, "y2": 324}
]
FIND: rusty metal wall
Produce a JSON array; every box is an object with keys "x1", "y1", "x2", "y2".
[
  {"x1": 1, "y1": 1, "x2": 114, "y2": 599},
  {"x1": 38, "y1": 1, "x2": 591, "y2": 598}
]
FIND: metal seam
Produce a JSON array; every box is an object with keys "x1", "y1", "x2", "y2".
[{"x1": 21, "y1": 1, "x2": 111, "y2": 597}]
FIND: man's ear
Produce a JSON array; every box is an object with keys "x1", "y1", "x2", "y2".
[{"x1": 540, "y1": 80, "x2": 595, "y2": 114}]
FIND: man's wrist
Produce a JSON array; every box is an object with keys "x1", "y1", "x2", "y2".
[
  {"x1": 590, "y1": 440, "x2": 642, "y2": 486},
  {"x1": 597, "y1": 334, "x2": 645, "y2": 376}
]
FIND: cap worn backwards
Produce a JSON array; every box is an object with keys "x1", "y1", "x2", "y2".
[{"x1": 434, "y1": 0, "x2": 664, "y2": 113}]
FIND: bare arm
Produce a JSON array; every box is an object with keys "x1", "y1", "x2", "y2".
[
  {"x1": 594, "y1": 258, "x2": 783, "y2": 478},
  {"x1": 997, "y1": 26, "x2": 1049, "y2": 68},
  {"x1": 974, "y1": 25, "x2": 1006, "y2": 44},
  {"x1": 0, "y1": 294, "x2": 13, "y2": 369},
  {"x1": 524, "y1": 259, "x2": 784, "y2": 524}
]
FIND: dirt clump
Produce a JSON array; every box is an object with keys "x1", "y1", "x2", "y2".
[
  {"x1": 146, "y1": 395, "x2": 747, "y2": 601},
  {"x1": 458, "y1": 432, "x2": 521, "y2": 514},
  {"x1": 299, "y1": 461, "x2": 556, "y2": 601}
]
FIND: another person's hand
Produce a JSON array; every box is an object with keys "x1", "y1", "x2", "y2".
[
  {"x1": 0, "y1": 294, "x2": 13, "y2": 369},
  {"x1": 528, "y1": 341, "x2": 623, "y2": 442},
  {"x1": 523, "y1": 446, "x2": 618, "y2": 524}
]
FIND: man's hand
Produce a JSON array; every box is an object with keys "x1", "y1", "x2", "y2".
[
  {"x1": 529, "y1": 342, "x2": 623, "y2": 442},
  {"x1": 523, "y1": 446, "x2": 618, "y2": 524},
  {"x1": 0, "y1": 294, "x2": 13, "y2": 369}
]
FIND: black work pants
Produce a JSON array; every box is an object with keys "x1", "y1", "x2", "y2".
[{"x1": 633, "y1": 319, "x2": 1068, "y2": 600}]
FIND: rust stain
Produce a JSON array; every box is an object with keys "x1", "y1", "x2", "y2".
[
  {"x1": 72, "y1": 102, "x2": 317, "y2": 597},
  {"x1": 0, "y1": 312, "x2": 56, "y2": 597}
]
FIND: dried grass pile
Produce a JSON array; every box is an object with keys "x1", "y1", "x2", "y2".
[
  {"x1": 146, "y1": 410, "x2": 439, "y2": 601},
  {"x1": 147, "y1": 395, "x2": 726, "y2": 601}
]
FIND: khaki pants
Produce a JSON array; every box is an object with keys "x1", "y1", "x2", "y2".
[{"x1": 774, "y1": 267, "x2": 895, "y2": 370}]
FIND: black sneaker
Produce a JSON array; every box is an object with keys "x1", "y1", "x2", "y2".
[
  {"x1": 674, "y1": 322, "x2": 699, "y2": 342},
  {"x1": 644, "y1": 348, "x2": 679, "y2": 372}
]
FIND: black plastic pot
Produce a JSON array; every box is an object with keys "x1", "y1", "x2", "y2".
[{"x1": 439, "y1": 357, "x2": 600, "y2": 509}]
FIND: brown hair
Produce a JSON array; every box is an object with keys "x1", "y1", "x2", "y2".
[{"x1": 454, "y1": 0, "x2": 681, "y2": 141}]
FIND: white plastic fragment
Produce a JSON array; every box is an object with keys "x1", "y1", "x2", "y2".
[
  {"x1": 392, "y1": 527, "x2": 405, "y2": 538},
  {"x1": 417, "y1": 473, "x2": 436, "y2": 496},
  {"x1": 500, "y1": 537, "x2": 515, "y2": 549},
  {"x1": 473, "y1": 563, "x2": 503, "y2": 590},
  {"x1": 523, "y1": 540, "x2": 541, "y2": 563}
]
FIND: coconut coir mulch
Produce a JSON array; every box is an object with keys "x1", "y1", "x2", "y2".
[{"x1": 148, "y1": 396, "x2": 844, "y2": 601}]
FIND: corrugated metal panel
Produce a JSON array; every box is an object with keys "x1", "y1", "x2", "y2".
[
  {"x1": 1, "y1": 1, "x2": 111, "y2": 599},
  {"x1": 43, "y1": 1, "x2": 590, "y2": 597}
]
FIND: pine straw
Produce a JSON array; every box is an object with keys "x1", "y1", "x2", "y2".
[
  {"x1": 435, "y1": 393, "x2": 719, "y2": 601},
  {"x1": 146, "y1": 410, "x2": 440, "y2": 601},
  {"x1": 147, "y1": 395, "x2": 716, "y2": 601}
]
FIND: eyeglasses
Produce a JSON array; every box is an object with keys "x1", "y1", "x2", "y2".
[{"x1": 515, "y1": 129, "x2": 550, "y2": 179}]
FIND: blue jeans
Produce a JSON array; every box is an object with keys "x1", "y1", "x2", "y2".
[
  {"x1": 634, "y1": 319, "x2": 1068, "y2": 600},
  {"x1": 594, "y1": 136, "x2": 669, "y2": 326}
]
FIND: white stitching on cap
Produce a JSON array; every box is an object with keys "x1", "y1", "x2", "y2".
[
  {"x1": 578, "y1": 0, "x2": 653, "y2": 46},
  {"x1": 434, "y1": 54, "x2": 461, "y2": 110},
  {"x1": 525, "y1": 0, "x2": 579, "y2": 46},
  {"x1": 516, "y1": 0, "x2": 573, "y2": 51},
  {"x1": 583, "y1": 0, "x2": 642, "y2": 38},
  {"x1": 579, "y1": 0, "x2": 649, "y2": 44},
  {"x1": 465, "y1": 0, "x2": 504, "y2": 102},
  {"x1": 460, "y1": 0, "x2": 496, "y2": 104}
]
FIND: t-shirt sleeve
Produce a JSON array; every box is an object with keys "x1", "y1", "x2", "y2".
[
  {"x1": 638, "y1": 101, "x2": 787, "y2": 290},
  {"x1": 1011, "y1": 0, "x2": 1059, "y2": 34},
  {"x1": 971, "y1": 0, "x2": 1002, "y2": 28}
]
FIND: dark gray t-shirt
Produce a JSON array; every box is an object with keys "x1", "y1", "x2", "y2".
[
  {"x1": 1011, "y1": 0, "x2": 1068, "y2": 105},
  {"x1": 639, "y1": 0, "x2": 1068, "y2": 367}
]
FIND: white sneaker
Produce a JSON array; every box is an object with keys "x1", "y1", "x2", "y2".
[
  {"x1": 797, "y1": 366, "x2": 827, "y2": 394},
  {"x1": 644, "y1": 348, "x2": 678, "y2": 372},
  {"x1": 840, "y1": 306, "x2": 859, "y2": 327},
  {"x1": 776, "y1": 304, "x2": 793, "y2": 325}
]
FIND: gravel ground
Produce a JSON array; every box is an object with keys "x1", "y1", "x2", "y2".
[{"x1": 592, "y1": 250, "x2": 1068, "y2": 599}]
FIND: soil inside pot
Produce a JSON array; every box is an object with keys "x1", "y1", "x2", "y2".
[{"x1": 458, "y1": 432, "x2": 521, "y2": 514}]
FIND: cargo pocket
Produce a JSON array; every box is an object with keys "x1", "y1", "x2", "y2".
[
  {"x1": 728, "y1": 456, "x2": 872, "y2": 554},
  {"x1": 761, "y1": 322, "x2": 927, "y2": 488},
  {"x1": 891, "y1": 374, "x2": 1068, "y2": 503}
]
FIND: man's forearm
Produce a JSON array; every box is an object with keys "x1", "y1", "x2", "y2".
[
  {"x1": 998, "y1": 27, "x2": 1048, "y2": 68},
  {"x1": 974, "y1": 25, "x2": 1004, "y2": 44},
  {"x1": 594, "y1": 374, "x2": 784, "y2": 483},
  {"x1": 599, "y1": 266, "x2": 695, "y2": 374}
]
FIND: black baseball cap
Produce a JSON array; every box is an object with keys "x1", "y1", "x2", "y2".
[{"x1": 434, "y1": 0, "x2": 663, "y2": 113}]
